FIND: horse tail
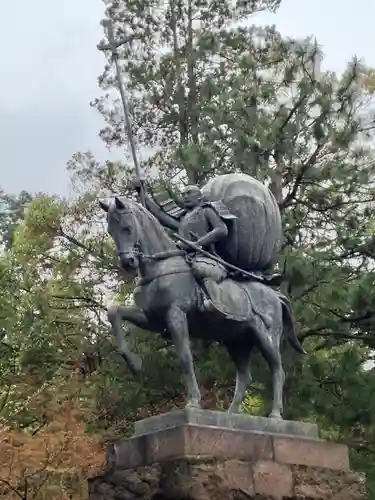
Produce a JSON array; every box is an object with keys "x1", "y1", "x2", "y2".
[{"x1": 278, "y1": 293, "x2": 306, "y2": 355}]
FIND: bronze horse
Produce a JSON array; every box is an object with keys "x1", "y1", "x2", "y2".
[{"x1": 100, "y1": 196, "x2": 305, "y2": 419}]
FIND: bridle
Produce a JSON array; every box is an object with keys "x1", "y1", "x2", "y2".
[
  {"x1": 117, "y1": 243, "x2": 190, "y2": 287},
  {"x1": 117, "y1": 242, "x2": 185, "y2": 263},
  {"x1": 114, "y1": 207, "x2": 179, "y2": 261}
]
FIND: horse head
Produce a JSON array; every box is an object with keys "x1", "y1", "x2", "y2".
[
  {"x1": 100, "y1": 196, "x2": 176, "y2": 274},
  {"x1": 100, "y1": 196, "x2": 141, "y2": 274}
]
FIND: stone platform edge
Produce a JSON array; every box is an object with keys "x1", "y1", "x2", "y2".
[
  {"x1": 108, "y1": 423, "x2": 350, "y2": 472},
  {"x1": 133, "y1": 408, "x2": 319, "y2": 439}
]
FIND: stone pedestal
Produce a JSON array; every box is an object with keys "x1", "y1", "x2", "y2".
[{"x1": 89, "y1": 409, "x2": 366, "y2": 500}]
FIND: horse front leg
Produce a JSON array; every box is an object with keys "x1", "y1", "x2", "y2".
[
  {"x1": 107, "y1": 305, "x2": 153, "y2": 376},
  {"x1": 166, "y1": 305, "x2": 201, "y2": 408}
]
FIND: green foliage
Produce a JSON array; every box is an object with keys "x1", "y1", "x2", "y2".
[
  {"x1": 0, "y1": 190, "x2": 33, "y2": 250},
  {"x1": 0, "y1": 194, "x2": 113, "y2": 430},
  {"x1": 242, "y1": 392, "x2": 265, "y2": 417}
]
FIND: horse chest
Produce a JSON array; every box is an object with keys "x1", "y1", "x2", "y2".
[
  {"x1": 134, "y1": 281, "x2": 170, "y2": 312},
  {"x1": 134, "y1": 272, "x2": 196, "y2": 316}
]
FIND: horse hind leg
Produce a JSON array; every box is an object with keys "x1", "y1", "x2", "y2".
[
  {"x1": 225, "y1": 340, "x2": 254, "y2": 414},
  {"x1": 253, "y1": 317, "x2": 285, "y2": 419}
]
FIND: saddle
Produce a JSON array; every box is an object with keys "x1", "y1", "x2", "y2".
[
  {"x1": 203, "y1": 278, "x2": 251, "y2": 322},
  {"x1": 186, "y1": 253, "x2": 275, "y2": 326},
  {"x1": 203, "y1": 278, "x2": 273, "y2": 327}
]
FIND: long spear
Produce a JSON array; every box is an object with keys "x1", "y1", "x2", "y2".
[{"x1": 98, "y1": 18, "x2": 145, "y2": 206}]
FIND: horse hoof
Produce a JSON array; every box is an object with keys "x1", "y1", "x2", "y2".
[
  {"x1": 185, "y1": 401, "x2": 201, "y2": 410},
  {"x1": 268, "y1": 411, "x2": 283, "y2": 420},
  {"x1": 227, "y1": 406, "x2": 241, "y2": 414}
]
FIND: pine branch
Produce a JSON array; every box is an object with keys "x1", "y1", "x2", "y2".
[
  {"x1": 56, "y1": 225, "x2": 119, "y2": 272},
  {"x1": 281, "y1": 144, "x2": 324, "y2": 208},
  {"x1": 300, "y1": 329, "x2": 371, "y2": 342},
  {"x1": 50, "y1": 294, "x2": 106, "y2": 311}
]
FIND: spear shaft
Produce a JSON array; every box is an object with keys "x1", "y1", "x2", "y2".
[
  {"x1": 98, "y1": 19, "x2": 145, "y2": 206},
  {"x1": 173, "y1": 233, "x2": 283, "y2": 286}
]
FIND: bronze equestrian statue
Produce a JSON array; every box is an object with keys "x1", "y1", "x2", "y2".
[
  {"x1": 100, "y1": 173, "x2": 305, "y2": 419},
  {"x1": 133, "y1": 180, "x2": 237, "y2": 317}
]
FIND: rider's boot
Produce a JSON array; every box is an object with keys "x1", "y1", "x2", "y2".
[{"x1": 202, "y1": 295, "x2": 216, "y2": 312}]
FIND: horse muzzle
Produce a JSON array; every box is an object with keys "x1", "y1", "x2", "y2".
[{"x1": 118, "y1": 253, "x2": 139, "y2": 273}]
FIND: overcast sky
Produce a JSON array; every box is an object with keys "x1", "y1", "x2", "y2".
[{"x1": 1, "y1": 0, "x2": 374, "y2": 196}]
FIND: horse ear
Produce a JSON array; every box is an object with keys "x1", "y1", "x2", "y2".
[
  {"x1": 99, "y1": 200, "x2": 109, "y2": 212},
  {"x1": 115, "y1": 196, "x2": 125, "y2": 210}
]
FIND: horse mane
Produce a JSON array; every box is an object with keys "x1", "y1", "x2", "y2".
[{"x1": 128, "y1": 199, "x2": 176, "y2": 253}]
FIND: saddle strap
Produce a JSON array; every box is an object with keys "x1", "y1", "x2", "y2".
[{"x1": 136, "y1": 268, "x2": 191, "y2": 286}]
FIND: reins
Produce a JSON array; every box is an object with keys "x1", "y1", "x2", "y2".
[{"x1": 120, "y1": 244, "x2": 191, "y2": 287}]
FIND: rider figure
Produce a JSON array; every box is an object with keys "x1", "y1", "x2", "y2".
[{"x1": 133, "y1": 180, "x2": 230, "y2": 315}]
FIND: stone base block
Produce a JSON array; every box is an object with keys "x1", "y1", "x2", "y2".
[
  {"x1": 89, "y1": 409, "x2": 366, "y2": 499},
  {"x1": 110, "y1": 419, "x2": 349, "y2": 472}
]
